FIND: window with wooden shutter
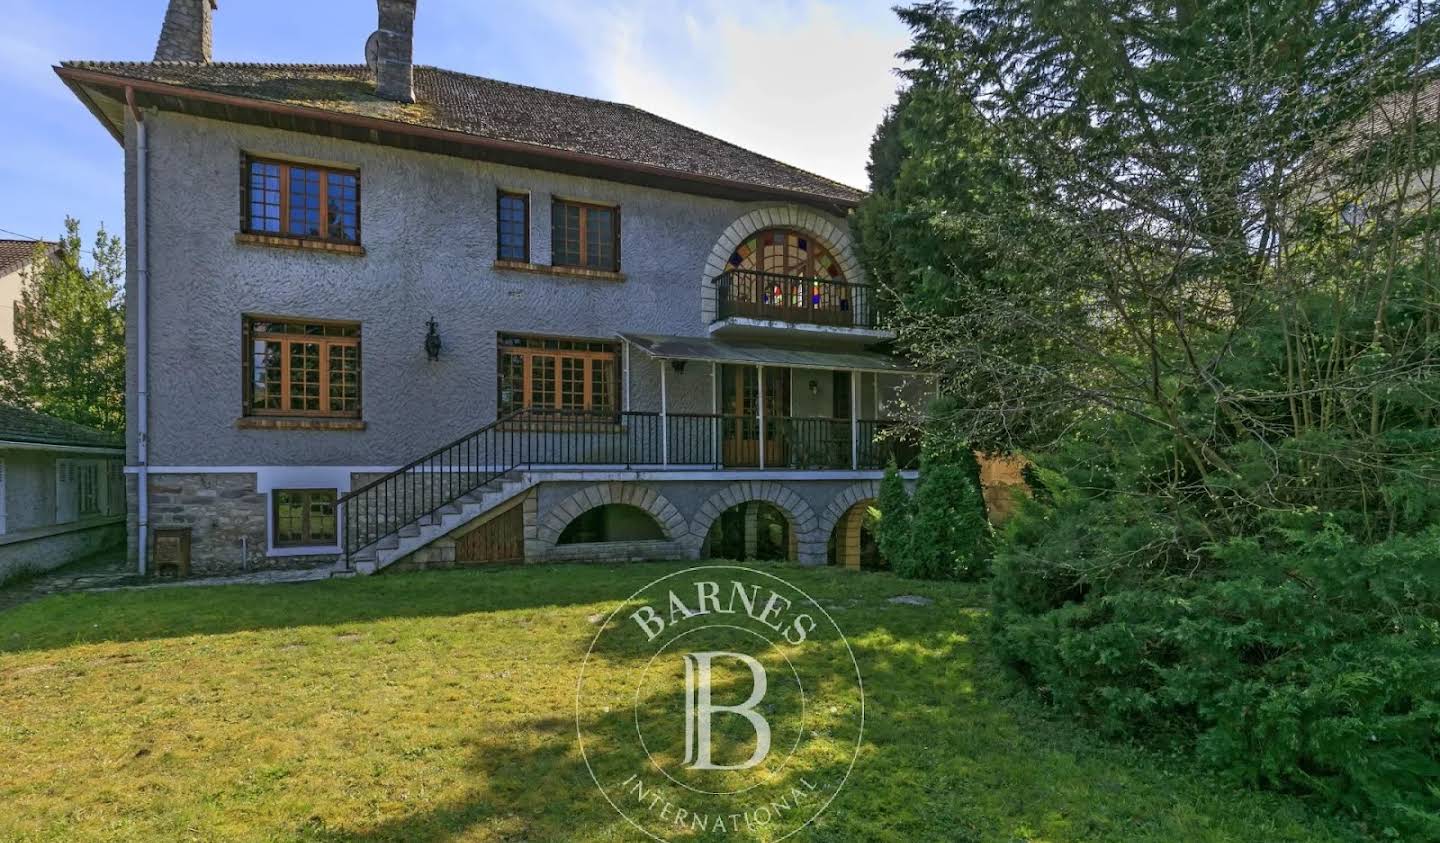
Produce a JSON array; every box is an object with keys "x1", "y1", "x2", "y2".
[
  {"x1": 244, "y1": 317, "x2": 362, "y2": 418},
  {"x1": 550, "y1": 200, "x2": 620, "y2": 271},
  {"x1": 54, "y1": 460, "x2": 77, "y2": 524},
  {"x1": 497, "y1": 334, "x2": 618, "y2": 418},
  {"x1": 245, "y1": 156, "x2": 360, "y2": 244}
]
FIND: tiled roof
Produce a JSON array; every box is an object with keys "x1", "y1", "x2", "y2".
[
  {"x1": 59, "y1": 61, "x2": 865, "y2": 205},
  {"x1": 0, "y1": 240, "x2": 50, "y2": 277},
  {"x1": 0, "y1": 404, "x2": 121, "y2": 450}
]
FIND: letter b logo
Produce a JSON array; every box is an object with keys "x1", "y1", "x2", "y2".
[{"x1": 681, "y1": 652, "x2": 771, "y2": 771}]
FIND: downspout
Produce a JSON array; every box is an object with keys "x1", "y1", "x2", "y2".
[{"x1": 129, "y1": 87, "x2": 150, "y2": 576}]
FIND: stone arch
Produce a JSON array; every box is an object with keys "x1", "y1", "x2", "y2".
[
  {"x1": 687, "y1": 480, "x2": 824, "y2": 565},
  {"x1": 700, "y1": 205, "x2": 865, "y2": 325},
  {"x1": 820, "y1": 481, "x2": 882, "y2": 571},
  {"x1": 535, "y1": 483, "x2": 687, "y2": 550}
]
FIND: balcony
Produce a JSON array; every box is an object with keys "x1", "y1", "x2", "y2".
[
  {"x1": 491, "y1": 411, "x2": 920, "y2": 471},
  {"x1": 711, "y1": 269, "x2": 892, "y2": 342}
]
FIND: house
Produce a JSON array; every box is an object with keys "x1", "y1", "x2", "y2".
[
  {"x1": 56, "y1": 0, "x2": 928, "y2": 577},
  {"x1": 0, "y1": 404, "x2": 125, "y2": 583},
  {"x1": 0, "y1": 240, "x2": 57, "y2": 350}
]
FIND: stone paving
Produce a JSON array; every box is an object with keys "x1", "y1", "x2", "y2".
[{"x1": 0, "y1": 554, "x2": 334, "y2": 614}]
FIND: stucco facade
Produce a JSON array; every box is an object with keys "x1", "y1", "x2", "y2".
[{"x1": 111, "y1": 106, "x2": 923, "y2": 574}]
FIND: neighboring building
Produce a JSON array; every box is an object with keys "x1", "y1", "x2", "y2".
[
  {"x1": 57, "y1": 0, "x2": 928, "y2": 577},
  {"x1": 0, "y1": 240, "x2": 57, "y2": 350},
  {"x1": 0, "y1": 405, "x2": 125, "y2": 583}
]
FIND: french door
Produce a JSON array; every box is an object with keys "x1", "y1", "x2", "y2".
[{"x1": 719, "y1": 365, "x2": 789, "y2": 467}]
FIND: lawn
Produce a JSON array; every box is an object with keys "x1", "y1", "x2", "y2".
[{"x1": 0, "y1": 562, "x2": 1359, "y2": 842}]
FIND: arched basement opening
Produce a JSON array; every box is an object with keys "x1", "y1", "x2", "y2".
[
  {"x1": 826, "y1": 500, "x2": 885, "y2": 571},
  {"x1": 701, "y1": 501, "x2": 795, "y2": 561},
  {"x1": 558, "y1": 504, "x2": 666, "y2": 545}
]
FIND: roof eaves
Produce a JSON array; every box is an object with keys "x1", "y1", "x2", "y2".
[{"x1": 54, "y1": 64, "x2": 865, "y2": 210}]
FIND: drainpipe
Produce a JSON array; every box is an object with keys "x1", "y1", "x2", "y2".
[
  {"x1": 850, "y1": 370, "x2": 860, "y2": 470},
  {"x1": 129, "y1": 87, "x2": 150, "y2": 577}
]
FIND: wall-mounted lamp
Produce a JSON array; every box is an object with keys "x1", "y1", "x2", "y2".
[
  {"x1": 808, "y1": 379, "x2": 820, "y2": 396},
  {"x1": 424, "y1": 317, "x2": 442, "y2": 361},
  {"x1": 671, "y1": 360, "x2": 687, "y2": 374}
]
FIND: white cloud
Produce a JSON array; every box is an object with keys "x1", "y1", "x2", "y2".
[{"x1": 534, "y1": 0, "x2": 908, "y2": 191}]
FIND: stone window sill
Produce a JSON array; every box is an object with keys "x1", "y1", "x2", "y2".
[
  {"x1": 235, "y1": 232, "x2": 366, "y2": 256},
  {"x1": 236, "y1": 417, "x2": 367, "y2": 431},
  {"x1": 498, "y1": 421, "x2": 626, "y2": 433},
  {"x1": 493, "y1": 260, "x2": 625, "y2": 282}
]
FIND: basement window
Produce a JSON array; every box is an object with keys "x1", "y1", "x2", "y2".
[{"x1": 272, "y1": 489, "x2": 338, "y2": 548}]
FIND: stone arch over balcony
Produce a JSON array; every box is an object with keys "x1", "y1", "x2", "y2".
[
  {"x1": 532, "y1": 483, "x2": 688, "y2": 556},
  {"x1": 686, "y1": 480, "x2": 825, "y2": 565},
  {"x1": 700, "y1": 206, "x2": 864, "y2": 326}
]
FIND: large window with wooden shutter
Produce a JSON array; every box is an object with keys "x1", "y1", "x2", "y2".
[
  {"x1": 244, "y1": 317, "x2": 362, "y2": 418},
  {"x1": 497, "y1": 334, "x2": 617, "y2": 418}
]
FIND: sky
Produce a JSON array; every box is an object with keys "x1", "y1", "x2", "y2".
[{"x1": 0, "y1": 0, "x2": 910, "y2": 251}]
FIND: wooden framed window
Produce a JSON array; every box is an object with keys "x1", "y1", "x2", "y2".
[
  {"x1": 273, "y1": 489, "x2": 337, "y2": 548},
  {"x1": 551, "y1": 200, "x2": 620, "y2": 271},
  {"x1": 244, "y1": 317, "x2": 362, "y2": 418},
  {"x1": 245, "y1": 156, "x2": 360, "y2": 244},
  {"x1": 497, "y1": 334, "x2": 618, "y2": 417},
  {"x1": 497, "y1": 191, "x2": 529, "y2": 262}
]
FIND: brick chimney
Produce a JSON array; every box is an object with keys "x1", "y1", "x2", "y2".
[
  {"x1": 154, "y1": 0, "x2": 217, "y2": 63},
  {"x1": 374, "y1": 0, "x2": 417, "y2": 102}
]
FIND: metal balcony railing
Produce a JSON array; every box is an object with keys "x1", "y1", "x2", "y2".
[
  {"x1": 713, "y1": 269, "x2": 875, "y2": 329},
  {"x1": 336, "y1": 410, "x2": 917, "y2": 563}
]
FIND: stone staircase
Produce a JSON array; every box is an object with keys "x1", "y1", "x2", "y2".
[{"x1": 331, "y1": 471, "x2": 536, "y2": 577}]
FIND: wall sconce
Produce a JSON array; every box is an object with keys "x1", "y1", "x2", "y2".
[
  {"x1": 808, "y1": 379, "x2": 819, "y2": 396},
  {"x1": 424, "y1": 317, "x2": 442, "y2": 361},
  {"x1": 671, "y1": 360, "x2": 687, "y2": 374}
]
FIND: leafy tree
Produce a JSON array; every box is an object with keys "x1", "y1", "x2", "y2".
[
  {"x1": 0, "y1": 218, "x2": 125, "y2": 432},
  {"x1": 873, "y1": 460, "x2": 913, "y2": 567},
  {"x1": 868, "y1": 0, "x2": 1440, "y2": 832}
]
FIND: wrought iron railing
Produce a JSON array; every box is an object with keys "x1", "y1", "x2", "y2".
[
  {"x1": 337, "y1": 410, "x2": 916, "y2": 563},
  {"x1": 713, "y1": 269, "x2": 875, "y2": 329}
]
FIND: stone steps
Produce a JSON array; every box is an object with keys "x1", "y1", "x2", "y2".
[{"x1": 331, "y1": 473, "x2": 535, "y2": 578}]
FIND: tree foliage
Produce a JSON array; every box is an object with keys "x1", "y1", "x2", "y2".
[
  {"x1": 874, "y1": 460, "x2": 914, "y2": 566},
  {"x1": 864, "y1": 0, "x2": 1440, "y2": 833},
  {"x1": 0, "y1": 218, "x2": 125, "y2": 432}
]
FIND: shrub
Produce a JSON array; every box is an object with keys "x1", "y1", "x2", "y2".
[
  {"x1": 874, "y1": 460, "x2": 913, "y2": 567},
  {"x1": 992, "y1": 488, "x2": 1440, "y2": 839},
  {"x1": 896, "y1": 455, "x2": 990, "y2": 580}
]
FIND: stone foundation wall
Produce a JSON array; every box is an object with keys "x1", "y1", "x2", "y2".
[{"x1": 142, "y1": 473, "x2": 338, "y2": 574}]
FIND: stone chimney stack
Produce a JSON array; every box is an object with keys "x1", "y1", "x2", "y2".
[
  {"x1": 374, "y1": 0, "x2": 417, "y2": 102},
  {"x1": 154, "y1": 0, "x2": 217, "y2": 63}
]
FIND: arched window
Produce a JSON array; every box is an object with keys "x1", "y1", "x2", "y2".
[
  {"x1": 558, "y1": 504, "x2": 666, "y2": 545},
  {"x1": 728, "y1": 229, "x2": 844, "y2": 281}
]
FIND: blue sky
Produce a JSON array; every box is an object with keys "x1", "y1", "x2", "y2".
[{"x1": 0, "y1": 0, "x2": 909, "y2": 252}]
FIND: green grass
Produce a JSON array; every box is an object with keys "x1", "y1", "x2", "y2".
[{"x1": 0, "y1": 563, "x2": 1359, "y2": 842}]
